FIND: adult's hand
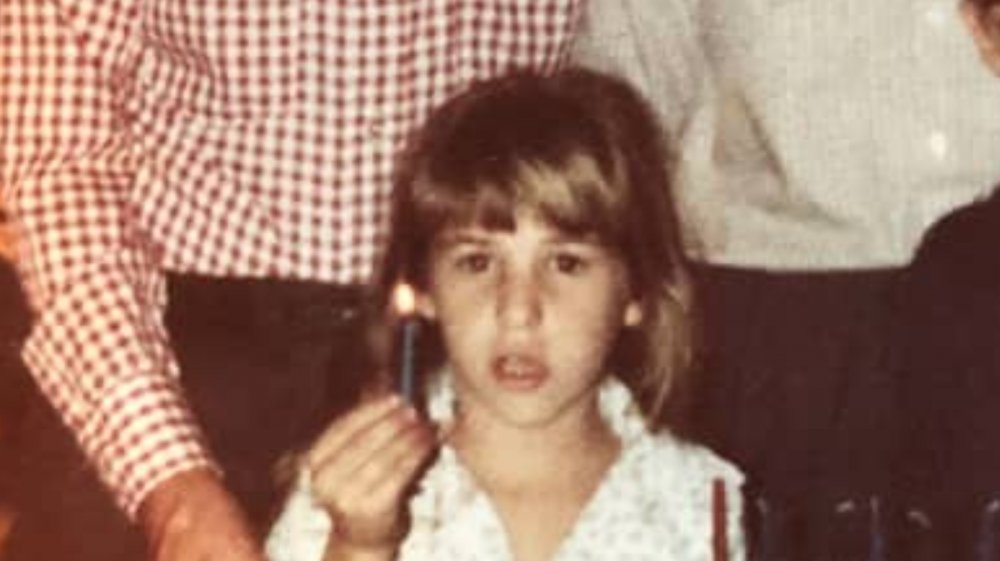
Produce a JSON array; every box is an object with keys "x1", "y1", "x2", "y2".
[{"x1": 139, "y1": 468, "x2": 266, "y2": 561}]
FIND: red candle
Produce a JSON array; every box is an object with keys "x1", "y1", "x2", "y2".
[{"x1": 712, "y1": 478, "x2": 729, "y2": 561}]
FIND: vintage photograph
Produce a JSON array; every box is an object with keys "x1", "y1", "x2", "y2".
[{"x1": 3, "y1": 1, "x2": 1000, "y2": 560}]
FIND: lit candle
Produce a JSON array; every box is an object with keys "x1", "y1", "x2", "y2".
[{"x1": 393, "y1": 283, "x2": 420, "y2": 405}]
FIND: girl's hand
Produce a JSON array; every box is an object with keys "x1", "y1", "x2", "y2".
[{"x1": 307, "y1": 394, "x2": 436, "y2": 555}]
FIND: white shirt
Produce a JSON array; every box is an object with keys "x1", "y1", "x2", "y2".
[
  {"x1": 266, "y1": 378, "x2": 745, "y2": 561},
  {"x1": 573, "y1": 0, "x2": 1000, "y2": 270}
]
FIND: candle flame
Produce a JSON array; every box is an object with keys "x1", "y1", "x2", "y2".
[{"x1": 393, "y1": 283, "x2": 417, "y2": 315}]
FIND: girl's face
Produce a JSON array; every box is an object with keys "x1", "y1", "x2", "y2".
[{"x1": 419, "y1": 210, "x2": 642, "y2": 430}]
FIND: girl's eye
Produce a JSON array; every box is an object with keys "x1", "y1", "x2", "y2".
[
  {"x1": 454, "y1": 252, "x2": 492, "y2": 273},
  {"x1": 552, "y1": 253, "x2": 588, "y2": 275}
]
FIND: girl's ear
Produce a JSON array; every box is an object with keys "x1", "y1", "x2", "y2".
[
  {"x1": 962, "y1": 0, "x2": 1000, "y2": 77},
  {"x1": 416, "y1": 290, "x2": 438, "y2": 320},
  {"x1": 623, "y1": 300, "x2": 643, "y2": 327}
]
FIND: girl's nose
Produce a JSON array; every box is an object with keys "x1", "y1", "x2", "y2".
[{"x1": 495, "y1": 269, "x2": 542, "y2": 328}]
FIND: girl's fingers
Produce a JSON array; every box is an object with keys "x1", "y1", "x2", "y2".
[
  {"x1": 310, "y1": 405, "x2": 424, "y2": 493},
  {"x1": 361, "y1": 430, "x2": 437, "y2": 508},
  {"x1": 307, "y1": 394, "x2": 403, "y2": 466},
  {"x1": 351, "y1": 421, "x2": 435, "y2": 494},
  {"x1": 328, "y1": 423, "x2": 435, "y2": 513}
]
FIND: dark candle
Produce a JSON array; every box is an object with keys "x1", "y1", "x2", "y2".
[
  {"x1": 394, "y1": 284, "x2": 420, "y2": 405},
  {"x1": 400, "y1": 317, "x2": 419, "y2": 404},
  {"x1": 869, "y1": 496, "x2": 885, "y2": 561}
]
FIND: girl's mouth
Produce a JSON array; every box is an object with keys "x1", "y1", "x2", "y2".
[{"x1": 492, "y1": 354, "x2": 548, "y2": 391}]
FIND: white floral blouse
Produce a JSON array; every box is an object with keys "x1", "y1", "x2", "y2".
[{"x1": 266, "y1": 377, "x2": 746, "y2": 561}]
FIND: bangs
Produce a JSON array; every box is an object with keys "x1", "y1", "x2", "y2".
[
  {"x1": 410, "y1": 150, "x2": 631, "y2": 246},
  {"x1": 401, "y1": 73, "x2": 633, "y2": 241}
]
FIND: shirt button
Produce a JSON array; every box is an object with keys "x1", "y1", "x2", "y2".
[{"x1": 927, "y1": 131, "x2": 949, "y2": 160}]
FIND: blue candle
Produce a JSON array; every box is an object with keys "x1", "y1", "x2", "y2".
[
  {"x1": 870, "y1": 496, "x2": 885, "y2": 561},
  {"x1": 394, "y1": 283, "x2": 420, "y2": 405},
  {"x1": 756, "y1": 497, "x2": 772, "y2": 561},
  {"x1": 400, "y1": 317, "x2": 419, "y2": 404}
]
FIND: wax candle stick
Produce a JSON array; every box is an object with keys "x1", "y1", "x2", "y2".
[
  {"x1": 870, "y1": 496, "x2": 885, "y2": 561},
  {"x1": 979, "y1": 499, "x2": 1000, "y2": 561},
  {"x1": 755, "y1": 497, "x2": 772, "y2": 561},
  {"x1": 712, "y1": 478, "x2": 729, "y2": 561},
  {"x1": 400, "y1": 317, "x2": 419, "y2": 404},
  {"x1": 393, "y1": 284, "x2": 420, "y2": 405}
]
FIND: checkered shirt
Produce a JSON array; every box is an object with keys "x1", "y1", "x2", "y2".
[{"x1": 1, "y1": 0, "x2": 581, "y2": 516}]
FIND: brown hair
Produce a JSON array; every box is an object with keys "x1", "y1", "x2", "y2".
[
  {"x1": 377, "y1": 68, "x2": 698, "y2": 434},
  {"x1": 969, "y1": 0, "x2": 1000, "y2": 9}
]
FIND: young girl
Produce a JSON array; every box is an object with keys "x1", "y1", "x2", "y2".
[{"x1": 266, "y1": 68, "x2": 745, "y2": 561}]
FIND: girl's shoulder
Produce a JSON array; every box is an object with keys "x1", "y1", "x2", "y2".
[
  {"x1": 591, "y1": 432, "x2": 746, "y2": 560},
  {"x1": 597, "y1": 375, "x2": 743, "y2": 494},
  {"x1": 631, "y1": 430, "x2": 744, "y2": 495}
]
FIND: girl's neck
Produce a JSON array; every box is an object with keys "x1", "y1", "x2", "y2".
[
  {"x1": 449, "y1": 401, "x2": 620, "y2": 490},
  {"x1": 448, "y1": 399, "x2": 622, "y2": 561}
]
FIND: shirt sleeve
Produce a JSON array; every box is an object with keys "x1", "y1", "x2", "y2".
[
  {"x1": 266, "y1": 471, "x2": 332, "y2": 561},
  {"x1": 569, "y1": 0, "x2": 709, "y2": 142},
  {"x1": 0, "y1": 1, "x2": 215, "y2": 517}
]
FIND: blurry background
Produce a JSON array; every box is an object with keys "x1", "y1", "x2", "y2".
[{"x1": 0, "y1": 209, "x2": 32, "y2": 557}]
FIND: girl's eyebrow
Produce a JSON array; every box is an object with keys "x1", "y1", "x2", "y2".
[
  {"x1": 544, "y1": 231, "x2": 602, "y2": 245},
  {"x1": 433, "y1": 230, "x2": 493, "y2": 248},
  {"x1": 536, "y1": 229, "x2": 607, "y2": 249},
  {"x1": 434, "y1": 227, "x2": 605, "y2": 248}
]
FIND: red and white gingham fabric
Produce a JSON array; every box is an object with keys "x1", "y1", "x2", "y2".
[{"x1": 0, "y1": 0, "x2": 581, "y2": 516}]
